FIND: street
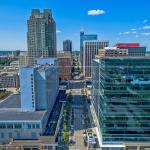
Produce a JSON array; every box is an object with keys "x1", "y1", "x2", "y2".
[{"x1": 69, "y1": 80, "x2": 87, "y2": 150}]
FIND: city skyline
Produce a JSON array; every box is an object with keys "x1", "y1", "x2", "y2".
[
  {"x1": 1, "y1": 1, "x2": 150, "y2": 149},
  {"x1": 0, "y1": 0, "x2": 150, "y2": 50}
]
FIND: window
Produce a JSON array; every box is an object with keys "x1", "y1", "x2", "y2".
[
  {"x1": 36, "y1": 124, "x2": 40, "y2": 129},
  {"x1": 7, "y1": 124, "x2": 13, "y2": 129},
  {"x1": 32, "y1": 124, "x2": 35, "y2": 129},
  {"x1": 1, "y1": 133, "x2": 4, "y2": 138},
  {"x1": 27, "y1": 124, "x2": 31, "y2": 129},
  {"x1": 14, "y1": 124, "x2": 22, "y2": 129},
  {"x1": 0, "y1": 124, "x2": 6, "y2": 129},
  {"x1": 8, "y1": 132, "x2": 13, "y2": 138}
]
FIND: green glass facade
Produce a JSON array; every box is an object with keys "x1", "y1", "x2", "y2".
[{"x1": 92, "y1": 57, "x2": 150, "y2": 145}]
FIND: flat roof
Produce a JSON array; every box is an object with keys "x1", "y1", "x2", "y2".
[
  {"x1": 0, "y1": 109, "x2": 47, "y2": 121},
  {"x1": 0, "y1": 94, "x2": 21, "y2": 108},
  {"x1": 0, "y1": 94, "x2": 47, "y2": 121},
  {"x1": 93, "y1": 59, "x2": 100, "y2": 63},
  {"x1": 98, "y1": 56, "x2": 150, "y2": 60}
]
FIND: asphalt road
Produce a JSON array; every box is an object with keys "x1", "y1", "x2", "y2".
[
  {"x1": 69, "y1": 81, "x2": 87, "y2": 150},
  {"x1": 69, "y1": 80, "x2": 85, "y2": 90}
]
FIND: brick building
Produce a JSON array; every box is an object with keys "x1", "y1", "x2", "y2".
[{"x1": 57, "y1": 51, "x2": 72, "y2": 81}]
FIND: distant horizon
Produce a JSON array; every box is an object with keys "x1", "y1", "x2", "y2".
[{"x1": 0, "y1": 0, "x2": 150, "y2": 50}]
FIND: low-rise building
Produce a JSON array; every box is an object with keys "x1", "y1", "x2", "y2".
[
  {"x1": 57, "y1": 51, "x2": 72, "y2": 81},
  {"x1": 10, "y1": 61, "x2": 19, "y2": 68},
  {"x1": 116, "y1": 43, "x2": 146, "y2": 57},
  {"x1": 99, "y1": 47, "x2": 128, "y2": 57},
  {"x1": 0, "y1": 73, "x2": 19, "y2": 88},
  {"x1": 0, "y1": 58, "x2": 63, "y2": 150}
]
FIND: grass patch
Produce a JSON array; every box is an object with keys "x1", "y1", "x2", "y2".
[{"x1": 0, "y1": 91, "x2": 11, "y2": 101}]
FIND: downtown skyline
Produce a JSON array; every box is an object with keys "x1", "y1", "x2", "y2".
[{"x1": 0, "y1": 0, "x2": 150, "y2": 50}]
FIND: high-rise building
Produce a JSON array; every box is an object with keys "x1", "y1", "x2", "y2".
[
  {"x1": 63, "y1": 40, "x2": 72, "y2": 53},
  {"x1": 116, "y1": 43, "x2": 146, "y2": 57},
  {"x1": 80, "y1": 31, "x2": 98, "y2": 69},
  {"x1": 27, "y1": 9, "x2": 57, "y2": 65},
  {"x1": 83, "y1": 40, "x2": 109, "y2": 78},
  {"x1": 92, "y1": 57, "x2": 150, "y2": 148}
]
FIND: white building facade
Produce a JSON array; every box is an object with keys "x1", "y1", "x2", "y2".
[{"x1": 83, "y1": 40, "x2": 109, "y2": 78}]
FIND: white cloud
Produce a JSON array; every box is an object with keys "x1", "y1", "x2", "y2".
[
  {"x1": 135, "y1": 35, "x2": 140, "y2": 38},
  {"x1": 124, "y1": 32, "x2": 130, "y2": 34},
  {"x1": 56, "y1": 30, "x2": 61, "y2": 33},
  {"x1": 120, "y1": 29, "x2": 138, "y2": 36},
  {"x1": 141, "y1": 32, "x2": 150, "y2": 36},
  {"x1": 119, "y1": 31, "x2": 138, "y2": 36},
  {"x1": 143, "y1": 19, "x2": 148, "y2": 24},
  {"x1": 131, "y1": 28, "x2": 136, "y2": 31},
  {"x1": 143, "y1": 26, "x2": 150, "y2": 29},
  {"x1": 88, "y1": 9, "x2": 105, "y2": 16},
  {"x1": 119, "y1": 31, "x2": 131, "y2": 35}
]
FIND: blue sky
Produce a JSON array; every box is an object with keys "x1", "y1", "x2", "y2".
[{"x1": 0, "y1": 0, "x2": 150, "y2": 50}]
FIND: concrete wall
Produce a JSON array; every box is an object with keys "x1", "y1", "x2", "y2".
[
  {"x1": 20, "y1": 67, "x2": 36, "y2": 111},
  {"x1": 0, "y1": 127, "x2": 42, "y2": 144}
]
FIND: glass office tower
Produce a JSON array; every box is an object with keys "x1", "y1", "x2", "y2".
[
  {"x1": 80, "y1": 31, "x2": 98, "y2": 69},
  {"x1": 92, "y1": 57, "x2": 150, "y2": 145}
]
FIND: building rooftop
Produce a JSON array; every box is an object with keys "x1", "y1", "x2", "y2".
[
  {"x1": 83, "y1": 40, "x2": 109, "y2": 43},
  {"x1": 93, "y1": 59, "x2": 100, "y2": 63},
  {"x1": 116, "y1": 43, "x2": 140, "y2": 48},
  {"x1": 102, "y1": 56, "x2": 150, "y2": 59},
  {"x1": 105, "y1": 47, "x2": 117, "y2": 50},
  {"x1": 57, "y1": 51, "x2": 72, "y2": 58},
  {"x1": 0, "y1": 94, "x2": 47, "y2": 121},
  {"x1": 0, "y1": 109, "x2": 47, "y2": 121},
  {"x1": 0, "y1": 94, "x2": 21, "y2": 108},
  {"x1": 0, "y1": 72, "x2": 18, "y2": 76},
  {"x1": 37, "y1": 58, "x2": 57, "y2": 65}
]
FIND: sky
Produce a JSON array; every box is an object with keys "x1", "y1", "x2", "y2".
[{"x1": 0, "y1": 0, "x2": 150, "y2": 51}]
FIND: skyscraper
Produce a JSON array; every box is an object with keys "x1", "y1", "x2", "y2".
[
  {"x1": 83, "y1": 40, "x2": 109, "y2": 78},
  {"x1": 27, "y1": 9, "x2": 57, "y2": 65},
  {"x1": 80, "y1": 31, "x2": 98, "y2": 69},
  {"x1": 92, "y1": 57, "x2": 150, "y2": 148},
  {"x1": 63, "y1": 40, "x2": 72, "y2": 53}
]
